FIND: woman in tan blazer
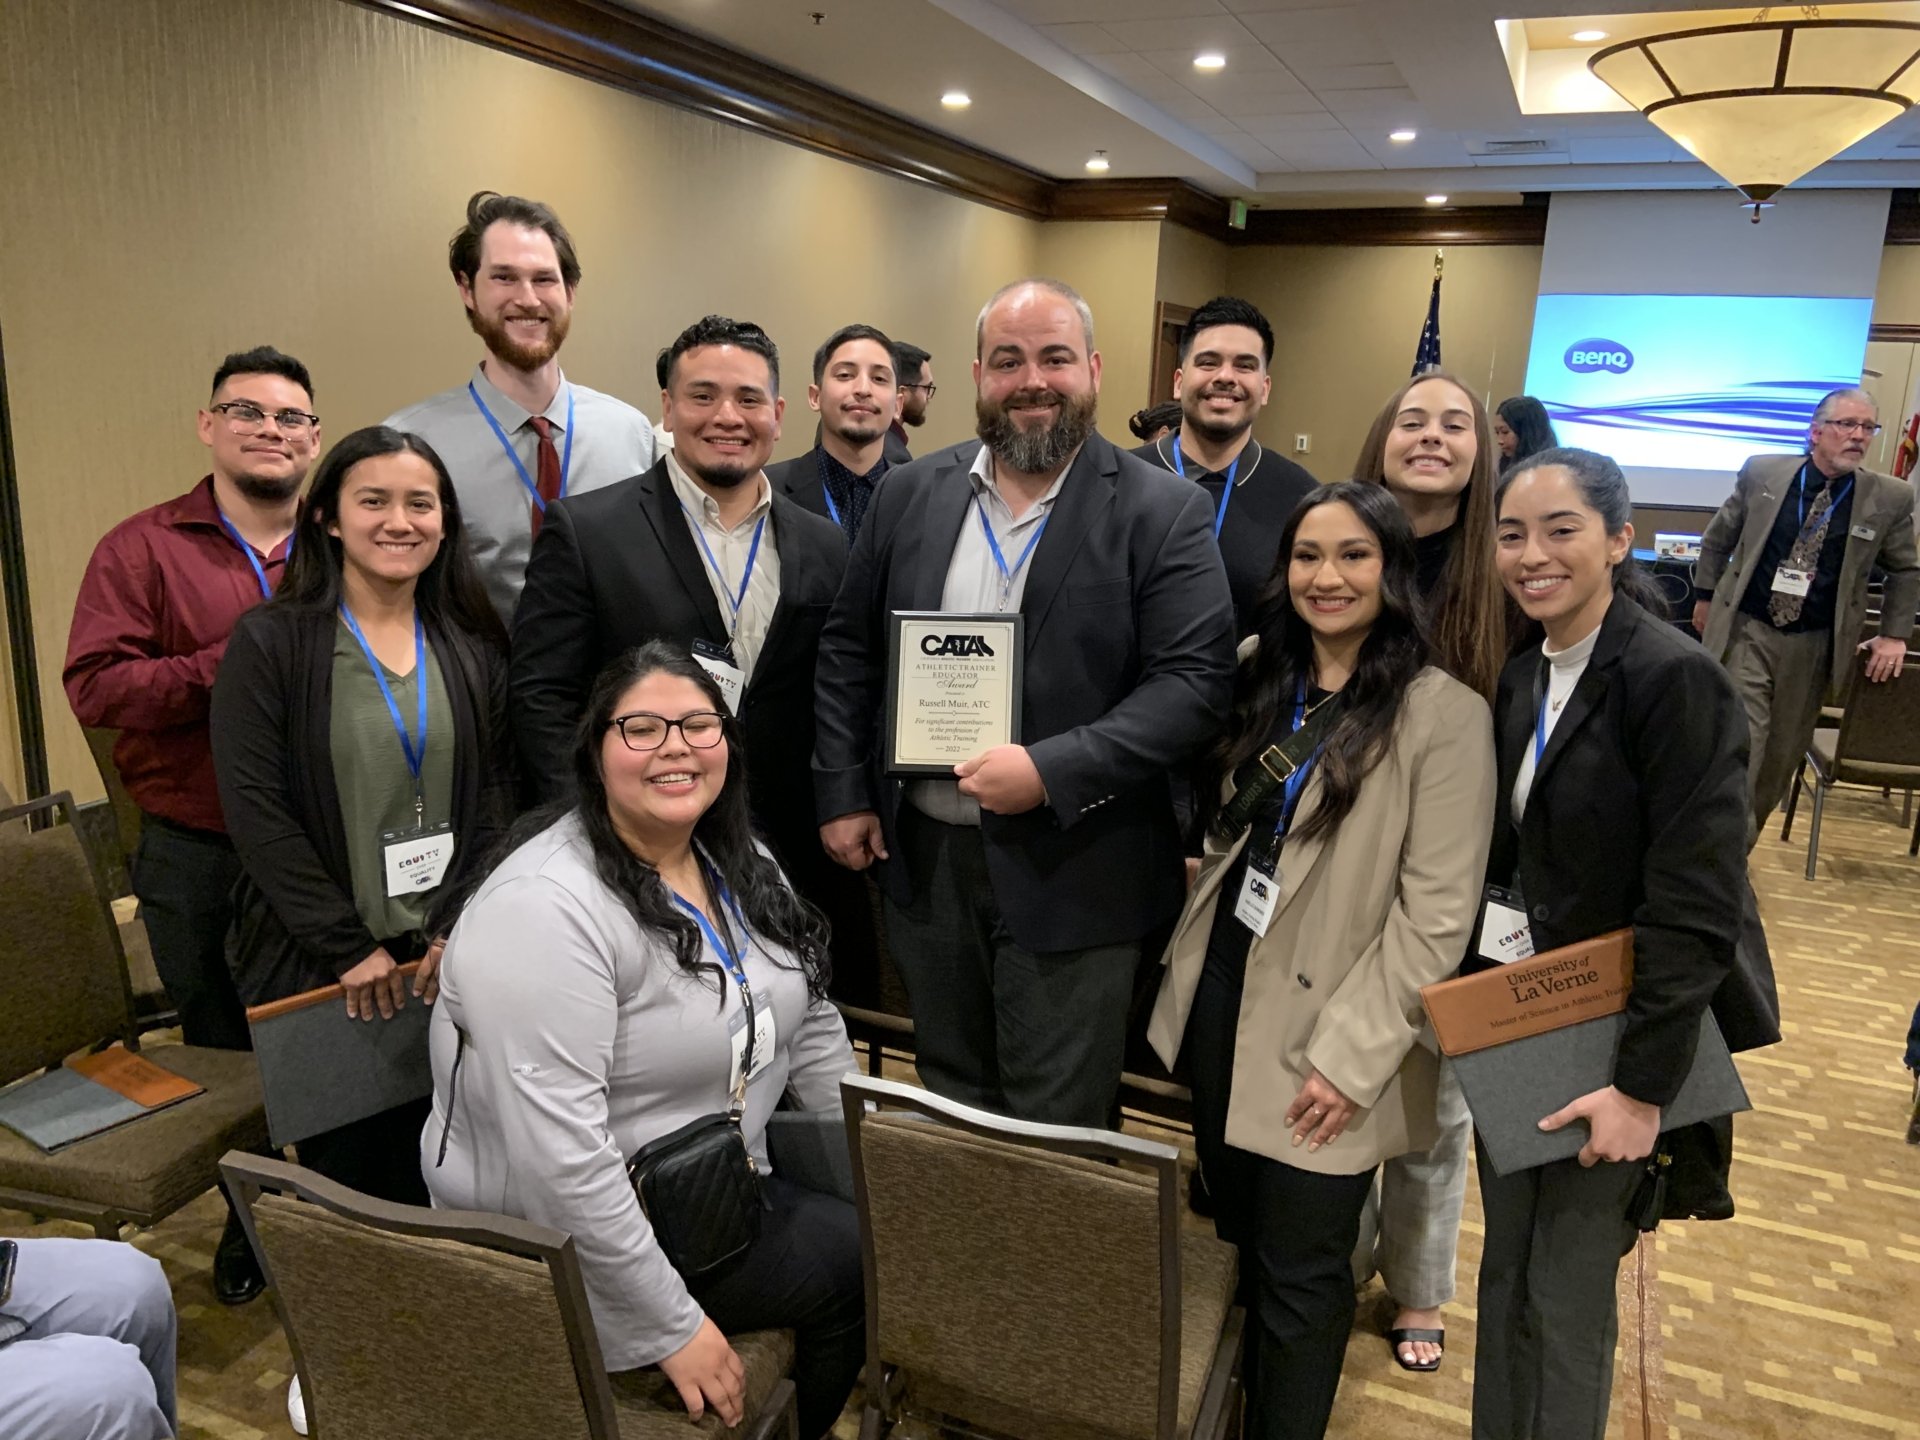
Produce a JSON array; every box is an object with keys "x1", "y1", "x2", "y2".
[{"x1": 1148, "y1": 480, "x2": 1495, "y2": 1440}]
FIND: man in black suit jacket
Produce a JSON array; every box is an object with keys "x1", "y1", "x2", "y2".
[
  {"x1": 767, "y1": 324, "x2": 900, "y2": 542},
  {"x1": 887, "y1": 339, "x2": 933, "y2": 464},
  {"x1": 814, "y1": 279, "x2": 1236, "y2": 1126},
  {"x1": 511, "y1": 316, "x2": 875, "y2": 996}
]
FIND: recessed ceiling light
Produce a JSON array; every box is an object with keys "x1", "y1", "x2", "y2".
[
  {"x1": 1425, "y1": 193, "x2": 1449, "y2": 205},
  {"x1": 1389, "y1": 128, "x2": 1417, "y2": 142},
  {"x1": 1086, "y1": 151, "x2": 1111, "y2": 174},
  {"x1": 1193, "y1": 52, "x2": 1226, "y2": 71},
  {"x1": 1571, "y1": 29, "x2": 1608, "y2": 43},
  {"x1": 941, "y1": 90, "x2": 971, "y2": 110}
]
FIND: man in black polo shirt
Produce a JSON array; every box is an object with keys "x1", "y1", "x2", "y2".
[
  {"x1": 1134, "y1": 296, "x2": 1317, "y2": 635},
  {"x1": 768, "y1": 323, "x2": 898, "y2": 541},
  {"x1": 1694, "y1": 386, "x2": 1920, "y2": 840}
]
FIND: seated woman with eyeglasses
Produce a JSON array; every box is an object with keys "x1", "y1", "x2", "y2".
[{"x1": 422, "y1": 642, "x2": 861, "y2": 1440}]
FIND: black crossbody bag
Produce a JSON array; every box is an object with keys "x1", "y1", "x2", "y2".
[
  {"x1": 1210, "y1": 696, "x2": 1345, "y2": 844},
  {"x1": 626, "y1": 925, "x2": 765, "y2": 1278}
]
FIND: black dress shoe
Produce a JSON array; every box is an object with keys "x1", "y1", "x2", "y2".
[{"x1": 215, "y1": 1213, "x2": 265, "y2": 1306}]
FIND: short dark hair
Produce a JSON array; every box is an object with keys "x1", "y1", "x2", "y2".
[
  {"x1": 890, "y1": 340, "x2": 931, "y2": 388},
  {"x1": 655, "y1": 347, "x2": 672, "y2": 392},
  {"x1": 664, "y1": 315, "x2": 780, "y2": 395},
  {"x1": 211, "y1": 347, "x2": 313, "y2": 403},
  {"x1": 448, "y1": 191, "x2": 581, "y2": 290},
  {"x1": 1128, "y1": 399, "x2": 1184, "y2": 442},
  {"x1": 1179, "y1": 296, "x2": 1274, "y2": 366},
  {"x1": 811, "y1": 324, "x2": 895, "y2": 386}
]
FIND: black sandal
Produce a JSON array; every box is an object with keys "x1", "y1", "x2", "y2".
[{"x1": 1387, "y1": 1327, "x2": 1445, "y2": 1373}]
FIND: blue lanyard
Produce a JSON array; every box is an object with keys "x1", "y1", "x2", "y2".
[
  {"x1": 337, "y1": 606, "x2": 428, "y2": 797},
  {"x1": 216, "y1": 513, "x2": 288, "y2": 600},
  {"x1": 1796, "y1": 464, "x2": 1853, "y2": 532},
  {"x1": 976, "y1": 496, "x2": 1049, "y2": 609},
  {"x1": 1170, "y1": 436, "x2": 1240, "y2": 541},
  {"x1": 681, "y1": 506, "x2": 767, "y2": 628},
  {"x1": 1273, "y1": 680, "x2": 1322, "y2": 841},
  {"x1": 1533, "y1": 683, "x2": 1552, "y2": 773},
  {"x1": 822, "y1": 482, "x2": 842, "y2": 529},
  {"x1": 669, "y1": 869, "x2": 757, "y2": 1080},
  {"x1": 467, "y1": 382, "x2": 575, "y2": 514}
]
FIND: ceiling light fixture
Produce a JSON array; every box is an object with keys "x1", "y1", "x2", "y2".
[
  {"x1": 941, "y1": 90, "x2": 971, "y2": 110},
  {"x1": 1589, "y1": 10, "x2": 1920, "y2": 219},
  {"x1": 1570, "y1": 29, "x2": 1608, "y2": 43},
  {"x1": 1086, "y1": 150, "x2": 1111, "y2": 173},
  {"x1": 1194, "y1": 52, "x2": 1226, "y2": 71},
  {"x1": 1425, "y1": 194, "x2": 1448, "y2": 205},
  {"x1": 1389, "y1": 128, "x2": 1417, "y2": 142}
]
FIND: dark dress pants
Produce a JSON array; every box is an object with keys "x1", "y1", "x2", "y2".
[
  {"x1": 1471, "y1": 1136, "x2": 1641, "y2": 1440},
  {"x1": 687, "y1": 1176, "x2": 866, "y2": 1440},
  {"x1": 1187, "y1": 951, "x2": 1375, "y2": 1440},
  {"x1": 881, "y1": 805, "x2": 1137, "y2": 1127},
  {"x1": 131, "y1": 815, "x2": 250, "y2": 1050}
]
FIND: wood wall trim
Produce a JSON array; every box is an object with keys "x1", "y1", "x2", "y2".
[
  {"x1": 1049, "y1": 179, "x2": 1224, "y2": 231},
  {"x1": 1871, "y1": 323, "x2": 1920, "y2": 342},
  {"x1": 1887, "y1": 190, "x2": 1919, "y2": 244},
  {"x1": 1234, "y1": 198, "x2": 1550, "y2": 247},
  {"x1": 349, "y1": 0, "x2": 1055, "y2": 220}
]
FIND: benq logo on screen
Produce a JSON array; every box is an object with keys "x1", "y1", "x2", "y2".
[{"x1": 1564, "y1": 339, "x2": 1634, "y2": 375}]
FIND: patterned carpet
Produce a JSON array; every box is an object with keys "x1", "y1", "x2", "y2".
[{"x1": 4, "y1": 783, "x2": 1916, "y2": 1439}]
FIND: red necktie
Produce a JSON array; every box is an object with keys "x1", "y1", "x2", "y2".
[{"x1": 528, "y1": 416, "x2": 562, "y2": 536}]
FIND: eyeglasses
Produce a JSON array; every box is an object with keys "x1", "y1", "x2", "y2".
[
  {"x1": 901, "y1": 382, "x2": 937, "y2": 398},
  {"x1": 212, "y1": 401, "x2": 319, "y2": 435},
  {"x1": 609, "y1": 711, "x2": 727, "y2": 751},
  {"x1": 1820, "y1": 418, "x2": 1881, "y2": 436}
]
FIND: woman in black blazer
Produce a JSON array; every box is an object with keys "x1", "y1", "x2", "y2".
[
  {"x1": 1473, "y1": 447, "x2": 1749, "y2": 1439},
  {"x1": 211, "y1": 426, "x2": 512, "y2": 1205}
]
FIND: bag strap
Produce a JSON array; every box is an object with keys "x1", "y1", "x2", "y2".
[{"x1": 1210, "y1": 695, "x2": 1345, "y2": 843}]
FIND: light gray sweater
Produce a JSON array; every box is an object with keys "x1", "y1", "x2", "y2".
[{"x1": 420, "y1": 813, "x2": 855, "y2": 1371}]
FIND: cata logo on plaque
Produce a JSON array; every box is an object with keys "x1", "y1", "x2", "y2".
[{"x1": 920, "y1": 633, "x2": 997, "y2": 657}]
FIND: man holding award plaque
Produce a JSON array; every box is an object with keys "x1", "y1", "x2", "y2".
[{"x1": 814, "y1": 278, "x2": 1236, "y2": 1126}]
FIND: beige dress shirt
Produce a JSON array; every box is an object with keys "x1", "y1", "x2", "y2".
[{"x1": 666, "y1": 451, "x2": 781, "y2": 682}]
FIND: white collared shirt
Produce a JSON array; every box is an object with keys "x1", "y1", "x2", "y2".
[{"x1": 666, "y1": 451, "x2": 781, "y2": 682}]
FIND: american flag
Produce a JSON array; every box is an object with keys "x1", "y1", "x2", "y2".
[{"x1": 1411, "y1": 253, "x2": 1443, "y2": 375}]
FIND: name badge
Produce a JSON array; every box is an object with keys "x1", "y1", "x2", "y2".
[
  {"x1": 382, "y1": 823, "x2": 455, "y2": 898},
  {"x1": 726, "y1": 988, "x2": 778, "y2": 1090},
  {"x1": 1232, "y1": 848, "x2": 1280, "y2": 938},
  {"x1": 1850, "y1": 524, "x2": 1877, "y2": 542},
  {"x1": 1771, "y1": 565, "x2": 1812, "y2": 598},
  {"x1": 690, "y1": 638, "x2": 745, "y2": 716},
  {"x1": 1476, "y1": 884, "x2": 1535, "y2": 964}
]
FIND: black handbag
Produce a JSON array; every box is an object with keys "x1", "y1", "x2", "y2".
[{"x1": 626, "y1": 994, "x2": 764, "y2": 1278}]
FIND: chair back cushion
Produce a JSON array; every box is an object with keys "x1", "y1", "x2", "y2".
[
  {"x1": 1837, "y1": 660, "x2": 1920, "y2": 773},
  {"x1": 0, "y1": 811, "x2": 132, "y2": 1085},
  {"x1": 251, "y1": 1192, "x2": 602, "y2": 1440},
  {"x1": 858, "y1": 1114, "x2": 1168, "y2": 1440}
]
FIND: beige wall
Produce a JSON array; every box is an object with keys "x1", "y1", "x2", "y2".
[
  {"x1": 1155, "y1": 226, "x2": 1233, "y2": 311},
  {"x1": 1225, "y1": 244, "x2": 1545, "y2": 483},
  {"x1": 0, "y1": 0, "x2": 1182, "y2": 805},
  {"x1": 1874, "y1": 246, "x2": 1920, "y2": 325}
]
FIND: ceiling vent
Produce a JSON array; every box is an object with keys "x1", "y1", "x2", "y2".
[{"x1": 1471, "y1": 137, "x2": 1556, "y2": 155}]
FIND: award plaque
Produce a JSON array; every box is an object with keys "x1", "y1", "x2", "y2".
[{"x1": 884, "y1": 611, "x2": 1023, "y2": 775}]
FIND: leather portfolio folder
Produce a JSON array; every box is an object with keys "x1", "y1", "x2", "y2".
[
  {"x1": 0, "y1": 1044, "x2": 204, "y2": 1152},
  {"x1": 1420, "y1": 930, "x2": 1750, "y2": 1177},
  {"x1": 246, "y1": 962, "x2": 433, "y2": 1148}
]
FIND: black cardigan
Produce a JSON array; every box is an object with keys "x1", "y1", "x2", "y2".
[
  {"x1": 210, "y1": 603, "x2": 514, "y2": 1007},
  {"x1": 1485, "y1": 593, "x2": 1751, "y2": 1107}
]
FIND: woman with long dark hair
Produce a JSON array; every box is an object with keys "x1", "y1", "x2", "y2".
[
  {"x1": 211, "y1": 424, "x2": 511, "y2": 1201},
  {"x1": 1473, "y1": 448, "x2": 1747, "y2": 1439},
  {"x1": 1492, "y1": 395, "x2": 1559, "y2": 474},
  {"x1": 423, "y1": 642, "x2": 861, "y2": 1440},
  {"x1": 1349, "y1": 371, "x2": 1512, "y2": 1369},
  {"x1": 1147, "y1": 482, "x2": 1494, "y2": 1439}
]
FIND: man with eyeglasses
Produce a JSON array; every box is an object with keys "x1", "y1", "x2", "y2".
[
  {"x1": 384, "y1": 190, "x2": 655, "y2": 624},
  {"x1": 511, "y1": 316, "x2": 872, "y2": 994},
  {"x1": 889, "y1": 340, "x2": 934, "y2": 463},
  {"x1": 63, "y1": 345, "x2": 320, "y2": 1307},
  {"x1": 1694, "y1": 386, "x2": 1920, "y2": 839}
]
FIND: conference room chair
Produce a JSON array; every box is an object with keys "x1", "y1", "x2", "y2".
[
  {"x1": 79, "y1": 724, "x2": 175, "y2": 1030},
  {"x1": 1781, "y1": 653, "x2": 1920, "y2": 877},
  {"x1": 0, "y1": 791, "x2": 268, "y2": 1236},
  {"x1": 840, "y1": 1074, "x2": 1243, "y2": 1440},
  {"x1": 219, "y1": 1151, "x2": 800, "y2": 1440}
]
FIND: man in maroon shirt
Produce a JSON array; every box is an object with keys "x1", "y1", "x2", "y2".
[{"x1": 64, "y1": 346, "x2": 318, "y2": 1304}]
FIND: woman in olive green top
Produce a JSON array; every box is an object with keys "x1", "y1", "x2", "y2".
[{"x1": 212, "y1": 425, "x2": 511, "y2": 1203}]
